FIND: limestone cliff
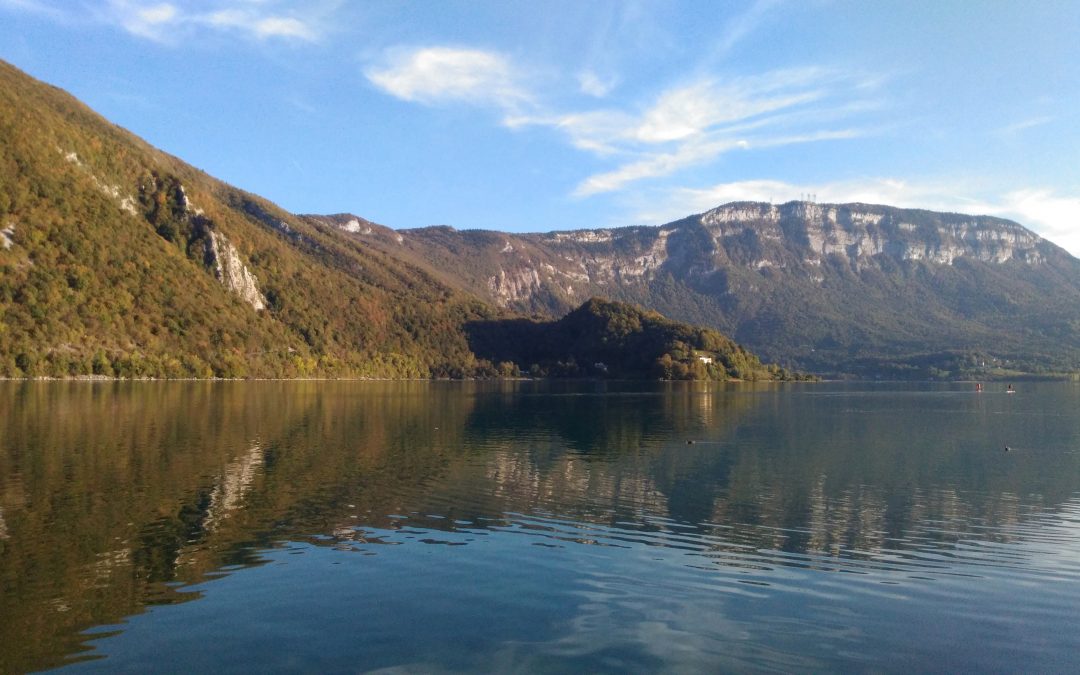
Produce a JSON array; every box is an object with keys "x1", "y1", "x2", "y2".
[
  {"x1": 206, "y1": 230, "x2": 266, "y2": 311},
  {"x1": 319, "y1": 201, "x2": 1080, "y2": 377}
]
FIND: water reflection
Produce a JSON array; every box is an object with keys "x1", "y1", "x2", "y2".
[{"x1": 1, "y1": 381, "x2": 1079, "y2": 672}]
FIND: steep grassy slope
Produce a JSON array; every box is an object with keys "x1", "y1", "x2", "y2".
[{"x1": 0, "y1": 60, "x2": 498, "y2": 378}]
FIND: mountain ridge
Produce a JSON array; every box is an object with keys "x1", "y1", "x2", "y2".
[
  {"x1": 0, "y1": 58, "x2": 795, "y2": 382},
  {"x1": 3, "y1": 57, "x2": 1078, "y2": 380},
  {"x1": 307, "y1": 200, "x2": 1080, "y2": 378}
]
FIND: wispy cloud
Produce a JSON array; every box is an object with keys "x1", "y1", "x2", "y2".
[
  {"x1": 113, "y1": 2, "x2": 176, "y2": 40},
  {"x1": 0, "y1": 0, "x2": 327, "y2": 41},
  {"x1": 0, "y1": 0, "x2": 65, "y2": 17},
  {"x1": 367, "y1": 43, "x2": 882, "y2": 198},
  {"x1": 627, "y1": 177, "x2": 1080, "y2": 257},
  {"x1": 555, "y1": 68, "x2": 880, "y2": 196},
  {"x1": 996, "y1": 115, "x2": 1054, "y2": 136},
  {"x1": 576, "y1": 138, "x2": 747, "y2": 197},
  {"x1": 100, "y1": 1, "x2": 324, "y2": 43},
  {"x1": 365, "y1": 47, "x2": 530, "y2": 111},
  {"x1": 706, "y1": 0, "x2": 784, "y2": 61},
  {"x1": 622, "y1": 128, "x2": 864, "y2": 193},
  {"x1": 203, "y1": 9, "x2": 317, "y2": 41},
  {"x1": 634, "y1": 72, "x2": 825, "y2": 143},
  {"x1": 575, "y1": 126, "x2": 866, "y2": 198},
  {"x1": 577, "y1": 70, "x2": 616, "y2": 98}
]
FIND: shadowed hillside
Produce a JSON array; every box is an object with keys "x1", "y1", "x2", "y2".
[{"x1": 465, "y1": 298, "x2": 807, "y2": 380}]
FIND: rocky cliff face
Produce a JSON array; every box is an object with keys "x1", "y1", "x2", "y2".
[
  {"x1": 698, "y1": 202, "x2": 1045, "y2": 268},
  {"x1": 206, "y1": 230, "x2": 267, "y2": 311},
  {"x1": 372, "y1": 201, "x2": 1063, "y2": 311},
  {"x1": 0, "y1": 222, "x2": 13, "y2": 250},
  {"x1": 321, "y1": 201, "x2": 1080, "y2": 376}
]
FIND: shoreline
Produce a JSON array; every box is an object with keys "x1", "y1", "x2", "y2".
[{"x1": 0, "y1": 375, "x2": 808, "y2": 384}]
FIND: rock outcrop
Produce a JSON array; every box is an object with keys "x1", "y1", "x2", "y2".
[
  {"x1": 206, "y1": 230, "x2": 266, "y2": 311},
  {"x1": 0, "y1": 222, "x2": 13, "y2": 250}
]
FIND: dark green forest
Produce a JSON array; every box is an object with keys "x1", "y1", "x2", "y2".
[{"x1": 467, "y1": 298, "x2": 808, "y2": 381}]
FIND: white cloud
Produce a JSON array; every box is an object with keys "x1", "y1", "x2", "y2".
[
  {"x1": 504, "y1": 109, "x2": 636, "y2": 155},
  {"x1": 364, "y1": 42, "x2": 880, "y2": 199},
  {"x1": 578, "y1": 70, "x2": 615, "y2": 98},
  {"x1": 575, "y1": 137, "x2": 745, "y2": 197},
  {"x1": 553, "y1": 68, "x2": 877, "y2": 196},
  {"x1": 574, "y1": 129, "x2": 863, "y2": 197},
  {"x1": 251, "y1": 15, "x2": 313, "y2": 40},
  {"x1": 513, "y1": 68, "x2": 845, "y2": 152},
  {"x1": 707, "y1": 0, "x2": 783, "y2": 60},
  {"x1": 996, "y1": 189, "x2": 1080, "y2": 254},
  {"x1": 102, "y1": 0, "x2": 322, "y2": 43},
  {"x1": 365, "y1": 47, "x2": 529, "y2": 110},
  {"x1": 635, "y1": 68, "x2": 832, "y2": 143},
  {"x1": 364, "y1": 41, "x2": 875, "y2": 194},
  {"x1": 628, "y1": 178, "x2": 1080, "y2": 257},
  {"x1": 204, "y1": 8, "x2": 316, "y2": 41},
  {"x1": 117, "y1": 2, "x2": 177, "y2": 39},
  {"x1": 138, "y1": 3, "x2": 175, "y2": 24}
]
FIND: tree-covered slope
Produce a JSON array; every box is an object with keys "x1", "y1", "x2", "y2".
[
  {"x1": 465, "y1": 297, "x2": 807, "y2": 380},
  {"x1": 0, "y1": 59, "x2": 499, "y2": 378},
  {"x1": 0, "y1": 60, "x2": 785, "y2": 382}
]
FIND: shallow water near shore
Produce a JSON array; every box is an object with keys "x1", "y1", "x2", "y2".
[{"x1": 2, "y1": 380, "x2": 1080, "y2": 672}]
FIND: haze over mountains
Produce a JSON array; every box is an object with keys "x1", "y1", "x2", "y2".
[{"x1": 2, "y1": 59, "x2": 1078, "y2": 379}]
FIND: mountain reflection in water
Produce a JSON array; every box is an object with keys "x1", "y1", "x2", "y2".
[{"x1": 2, "y1": 381, "x2": 1080, "y2": 672}]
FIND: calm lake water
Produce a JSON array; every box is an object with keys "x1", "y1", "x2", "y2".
[{"x1": 2, "y1": 380, "x2": 1080, "y2": 673}]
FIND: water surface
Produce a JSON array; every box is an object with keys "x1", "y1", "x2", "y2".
[{"x1": 2, "y1": 381, "x2": 1079, "y2": 672}]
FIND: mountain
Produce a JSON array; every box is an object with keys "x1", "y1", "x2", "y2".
[
  {"x1": 309, "y1": 203, "x2": 1080, "y2": 377},
  {"x1": 0, "y1": 60, "x2": 795, "y2": 381},
  {"x1": 0, "y1": 59, "x2": 503, "y2": 378},
  {"x1": 4, "y1": 57, "x2": 1075, "y2": 381}
]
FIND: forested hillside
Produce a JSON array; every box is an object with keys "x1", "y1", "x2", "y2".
[
  {"x1": 466, "y1": 298, "x2": 806, "y2": 381},
  {"x1": 0, "y1": 60, "x2": 502, "y2": 378},
  {"x1": 10, "y1": 54, "x2": 1069, "y2": 382},
  {"x1": 0, "y1": 60, "x2": 790, "y2": 381}
]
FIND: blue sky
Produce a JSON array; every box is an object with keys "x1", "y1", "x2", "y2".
[{"x1": 2, "y1": 0, "x2": 1079, "y2": 253}]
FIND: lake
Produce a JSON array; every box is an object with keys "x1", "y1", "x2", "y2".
[{"x1": 2, "y1": 380, "x2": 1080, "y2": 673}]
